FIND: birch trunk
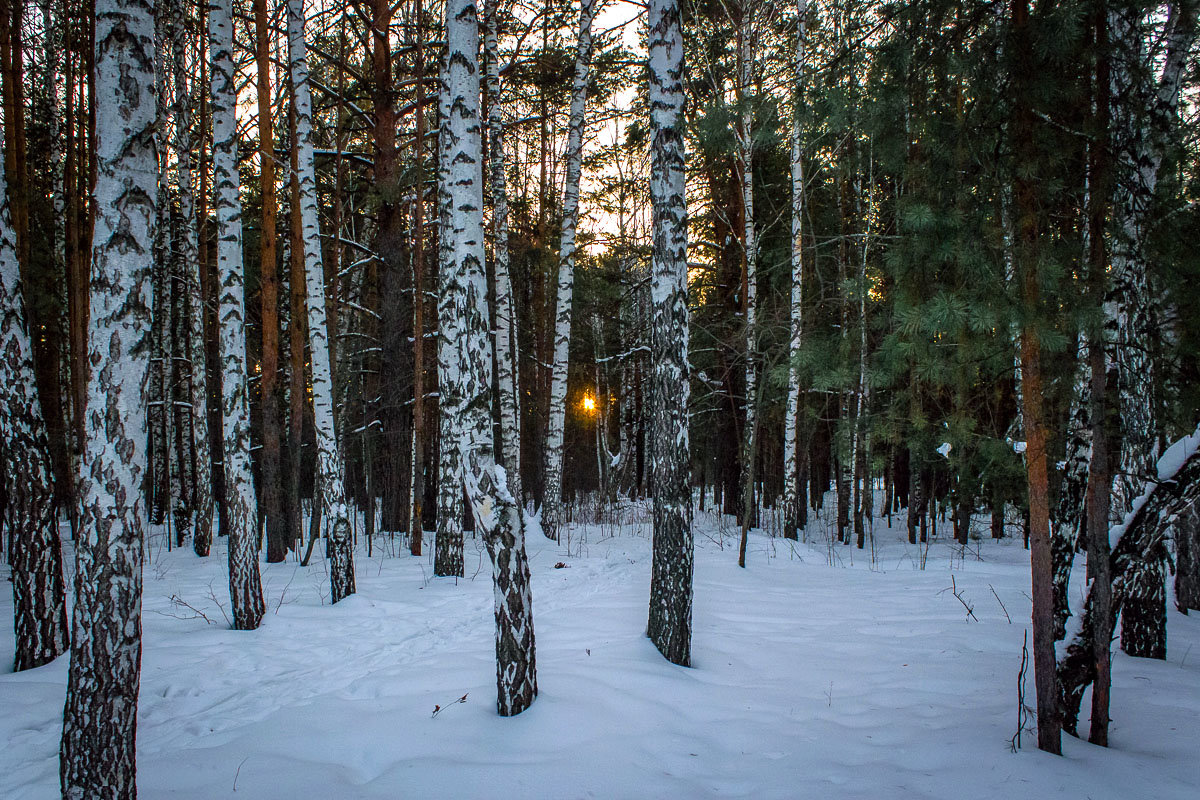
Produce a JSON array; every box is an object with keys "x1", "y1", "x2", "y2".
[
  {"x1": 1, "y1": 148, "x2": 69, "y2": 671},
  {"x1": 782, "y1": 1, "x2": 807, "y2": 542},
  {"x1": 1107, "y1": 1, "x2": 1196, "y2": 659},
  {"x1": 209, "y1": 0, "x2": 265, "y2": 630},
  {"x1": 60, "y1": 0, "x2": 155, "y2": 791},
  {"x1": 485, "y1": 0, "x2": 523, "y2": 518},
  {"x1": 735, "y1": 1, "x2": 758, "y2": 568},
  {"x1": 646, "y1": 0, "x2": 693, "y2": 667},
  {"x1": 444, "y1": 0, "x2": 537, "y2": 715},
  {"x1": 435, "y1": 66, "x2": 464, "y2": 578},
  {"x1": 541, "y1": 0, "x2": 597, "y2": 542},
  {"x1": 288, "y1": 0, "x2": 355, "y2": 602},
  {"x1": 1053, "y1": 330, "x2": 1090, "y2": 639}
]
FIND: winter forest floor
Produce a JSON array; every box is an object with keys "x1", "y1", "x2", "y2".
[{"x1": 2, "y1": 500, "x2": 1199, "y2": 799}]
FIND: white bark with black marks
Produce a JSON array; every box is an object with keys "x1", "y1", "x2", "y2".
[
  {"x1": 60, "y1": 0, "x2": 156, "y2": 793},
  {"x1": 0, "y1": 149, "x2": 69, "y2": 672},
  {"x1": 289, "y1": 0, "x2": 355, "y2": 602},
  {"x1": 209, "y1": 0, "x2": 265, "y2": 630},
  {"x1": 782, "y1": 1, "x2": 807, "y2": 542},
  {"x1": 542, "y1": 0, "x2": 597, "y2": 542},
  {"x1": 444, "y1": 0, "x2": 537, "y2": 715},
  {"x1": 435, "y1": 66, "x2": 464, "y2": 578},
  {"x1": 485, "y1": 0, "x2": 523, "y2": 518},
  {"x1": 646, "y1": 0, "x2": 693, "y2": 667}
]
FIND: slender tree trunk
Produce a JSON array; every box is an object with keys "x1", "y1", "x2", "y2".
[
  {"x1": 409, "y1": 1, "x2": 428, "y2": 555},
  {"x1": 444, "y1": 0, "x2": 537, "y2": 715},
  {"x1": 781, "y1": 2, "x2": 807, "y2": 542},
  {"x1": 210, "y1": 0, "x2": 265, "y2": 629},
  {"x1": 287, "y1": 98, "x2": 307, "y2": 557},
  {"x1": 485, "y1": 0, "x2": 523, "y2": 523},
  {"x1": 1011, "y1": 0, "x2": 1061, "y2": 755},
  {"x1": 169, "y1": 0, "x2": 211, "y2": 553},
  {"x1": 434, "y1": 65, "x2": 463, "y2": 577},
  {"x1": 60, "y1": 1, "x2": 155, "y2": 791},
  {"x1": 289, "y1": 0, "x2": 355, "y2": 601},
  {"x1": 736, "y1": 1, "x2": 759, "y2": 567},
  {"x1": 646, "y1": 0, "x2": 693, "y2": 667},
  {"x1": 194, "y1": 12, "x2": 216, "y2": 557},
  {"x1": 1, "y1": 145, "x2": 69, "y2": 671},
  {"x1": 541, "y1": 0, "x2": 597, "y2": 542},
  {"x1": 254, "y1": 0, "x2": 287, "y2": 563}
]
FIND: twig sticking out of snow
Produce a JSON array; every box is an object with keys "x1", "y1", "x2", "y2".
[
  {"x1": 431, "y1": 693, "x2": 469, "y2": 718},
  {"x1": 990, "y1": 584, "x2": 1012, "y2": 624},
  {"x1": 939, "y1": 575, "x2": 978, "y2": 622}
]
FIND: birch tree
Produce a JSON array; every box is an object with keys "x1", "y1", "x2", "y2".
[
  {"x1": 289, "y1": 0, "x2": 356, "y2": 602},
  {"x1": 1, "y1": 151, "x2": 69, "y2": 672},
  {"x1": 444, "y1": 0, "x2": 538, "y2": 715},
  {"x1": 542, "y1": 0, "x2": 597, "y2": 542},
  {"x1": 173, "y1": 0, "x2": 212, "y2": 557},
  {"x1": 60, "y1": 0, "x2": 156, "y2": 791},
  {"x1": 435, "y1": 66, "x2": 464, "y2": 578},
  {"x1": 1106, "y1": 0, "x2": 1196, "y2": 659},
  {"x1": 485, "y1": 0, "x2": 523, "y2": 519},
  {"x1": 209, "y1": 0, "x2": 265, "y2": 629},
  {"x1": 736, "y1": 0, "x2": 759, "y2": 568},
  {"x1": 646, "y1": 0, "x2": 693, "y2": 667},
  {"x1": 781, "y1": 1, "x2": 807, "y2": 543}
]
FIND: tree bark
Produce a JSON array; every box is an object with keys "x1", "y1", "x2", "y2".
[
  {"x1": 485, "y1": 0, "x2": 523, "y2": 525},
  {"x1": 1, "y1": 144, "x2": 69, "y2": 671},
  {"x1": 781, "y1": 3, "x2": 807, "y2": 542},
  {"x1": 444, "y1": 0, "x2": 537, "y2": 715},
  {"x1": 289, "y1": 0, "x2": 355, "y2": 601},
  {"x1": 1010, "y1": 0, "x2": 1061, "y2": 755},
  {"x1": 255, "y1": 0, "x2": 288, "y2": 563},
  {"x1": 210, "y1": 0, "x2": 265, "y2": 629},
  {"x1": 646, "y1": 0, "x2": 693, "y2": 667},
  {"x1": 60, "y1": 1, "x2": 155, "y2": 791},
  {"x1": 541, "y1": 0, "x2": 597, "y2": 542}
]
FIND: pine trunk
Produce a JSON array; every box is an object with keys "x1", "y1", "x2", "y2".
[
  {"x1": 1011, "y1": 0, "x2": 1061, "y2": 755},
  {"x1": 255, "y1": 0, "x2": 288, "y2": 563}
]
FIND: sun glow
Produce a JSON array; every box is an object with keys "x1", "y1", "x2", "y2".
[{"x1": 581, "y1": 394, "x2": 597, "y2": 414}]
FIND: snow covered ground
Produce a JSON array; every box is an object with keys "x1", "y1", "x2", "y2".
[{"x1": 3, "y1": 503, "x2": 1199, "y2": 799}]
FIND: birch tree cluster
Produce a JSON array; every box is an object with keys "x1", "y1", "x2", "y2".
[{"x1": 1, "y1": 0, "x2": 1200, "y2": 791}]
